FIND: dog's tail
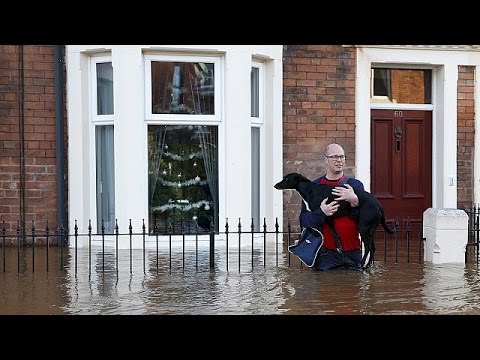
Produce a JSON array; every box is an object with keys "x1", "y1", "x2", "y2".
[{"x1": 380, "y1": 208, "x2": 396, "y2": 234}]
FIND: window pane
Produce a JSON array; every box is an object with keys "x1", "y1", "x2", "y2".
[
  {"x1": 151, "y1": 62, "x2": 214, "y2": 115},
  {"x1": 148, "y1": 125, "x2": 218, "y2": 233},
  {"x1": 96, "y1": 62, "x2": 114, "y2": 115},
  {"x1": 251, "y1": 67, "x2": 259, "y2": 117},
  {"x1": 373, "y1": 69, "x2": 390, "y2": 97},
  {"x1": 371, "y1": 68, "x2": 432, "y2": 104},
  {"x1": 251, "y1": 127, "x2": 260, "y2": 230},
  {"x1": 96, "y1": 125, "x2": 115, "y2": 233}
]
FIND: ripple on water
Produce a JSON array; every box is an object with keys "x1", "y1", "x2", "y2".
[{"x1": 1, "y1": 248, "x2": 480, "y2": 314}]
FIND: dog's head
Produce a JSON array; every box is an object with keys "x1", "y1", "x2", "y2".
[{"x1": 274, "y1": 172, "x2": 310, "y2": 190}]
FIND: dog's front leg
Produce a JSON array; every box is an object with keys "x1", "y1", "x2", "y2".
[{"x1": 302, "y1": 199, "x2": 312, "y2": 212}]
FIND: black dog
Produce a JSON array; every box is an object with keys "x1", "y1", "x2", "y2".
[{"x1": 274, "y1": 172, "x2": 395, "y2": 269}]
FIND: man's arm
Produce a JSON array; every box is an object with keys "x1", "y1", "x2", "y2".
[
  {"x1": 331, "y1": 178, "x2": 365, "y2": 219},
  {"x1": 299, "y1": 200, "x2": 326, "y2": 229},
  {"x1": 340, "y1": 179, "x2": 365, "y2": 220},
  {"x1": 332, "y1": 179, "x2": 363, "y2": 207},
  {"x1": 348, "y1": 187, "x2": 359, "y2": 207}
]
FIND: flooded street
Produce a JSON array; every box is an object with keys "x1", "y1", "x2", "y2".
[{"x1": 1, "y1": 247, "x2": 480, "y2": 315}]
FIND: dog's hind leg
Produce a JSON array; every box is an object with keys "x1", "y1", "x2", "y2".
[
  {"x1": 360, "y1": 227, "x2": 377, "y2": 269},
  {"x1": 361, "y1": 241, "x2": 373, "y2": 269},
  {"x1": 361, "y1": 236, "x2": 370, "y2": 268}
]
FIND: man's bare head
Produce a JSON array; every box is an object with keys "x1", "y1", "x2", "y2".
[
  {"x1": 324, "y1": 143, "x2": 346, "y2": 179},
  {"x1": 325, "y1": 143, "x2": 345, "y2": 157}
]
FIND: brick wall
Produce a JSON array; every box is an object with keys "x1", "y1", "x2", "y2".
[
  {"x1": 457, "y1": 66, "x2": 475, "y2": 210},
  {"x1": 282, "y1": 45, "x2": 356, "y2": 230},
  {"x1": 0, "y1": 45, "x2": 62, "y2": 237}
]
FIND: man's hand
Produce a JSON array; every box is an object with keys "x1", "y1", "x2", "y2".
[
  {"x1": 320, "y1": 198, "x2": 339, "y2": 216},
  {"x1": 332, "y1": 184, "x2": 359, "y2": 207}
]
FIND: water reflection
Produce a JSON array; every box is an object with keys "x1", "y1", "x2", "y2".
[
  {"x1": 0, "y1": 248, "x2": 480, "y2": 314},
  {"x1": 0, "y1": 247, "x2": 68, "y2": 314},
  {"x1": 421, "y1": 263, "x2": 480, "y2": 314}
]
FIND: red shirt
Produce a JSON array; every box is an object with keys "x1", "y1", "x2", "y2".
[{"x1": 320, "y1": 177, "x2": 361, "y2": 252}]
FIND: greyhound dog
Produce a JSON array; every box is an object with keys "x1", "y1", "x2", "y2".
[{"x1": 274, "y1": 172, "x2": 395, "y2": 269}]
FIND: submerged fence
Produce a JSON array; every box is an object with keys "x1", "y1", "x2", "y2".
[
  {"x1": 466, "y1": 206, "x2": 480, "y2": 263},
  {"x1": 0, "y1": 217, "x2": 435, "y2": 274}
]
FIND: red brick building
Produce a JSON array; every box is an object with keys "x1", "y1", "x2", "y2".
[
  {"x1": 1, "y1": 45, "x2": 478, "y2": 244},
  {"x1": 0, "y1": 45, "x2": 67, "y2": 243}
]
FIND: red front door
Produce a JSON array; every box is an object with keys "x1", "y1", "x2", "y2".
[{"x1": 371, "y1": 109, "x2": 432, "y2": 230}]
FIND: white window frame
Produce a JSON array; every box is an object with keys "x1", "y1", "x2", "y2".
[
  {"x1": 370, "y1": 68, "x2": 392, "y2": 104},
  {"x1": 90, "y1": 56, "x2": 115, "y2": 123},
  {"x1": 144, "y1": 53, "x2": 224, "y2": 232},
  {"x1": 370, "y1": 65, "x2": 434, "y2": 110},
  {"x1": 89, "y1": 55, "x2": 115, "y2": 233},
  {"x1": 250, "y1": 61, "x2": 265, "y2": 229},
  {"x1": 251, "y1": 61, "x2": 265, "y2": 126},
  {"x1": 145, "y1": 54, "x2": 221, "y2": 124}
]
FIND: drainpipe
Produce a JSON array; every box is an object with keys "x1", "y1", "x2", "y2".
[
  {"x1": 18, "y1": 45, "x2": 25, "y2": 244},
  {"x1": 54, "y1": 45, "x2": 66, "y2": 245}
]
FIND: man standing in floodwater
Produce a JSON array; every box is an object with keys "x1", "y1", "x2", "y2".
[{"x1": 299, "y1": 143, "x2": 365, "y2": 271}]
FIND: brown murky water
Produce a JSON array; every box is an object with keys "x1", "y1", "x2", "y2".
[{"x1": 1, "y1": 247, "x2": 479, "y2": 315}]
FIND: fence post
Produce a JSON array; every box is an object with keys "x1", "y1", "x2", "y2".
[
  {"x1": 423, "y1": 208, "x2": 468, "y2": 263},
  {"x1": 209, "y1": 217, "x2": 215, "y2": 269}
]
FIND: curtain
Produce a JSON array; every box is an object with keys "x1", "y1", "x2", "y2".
[
  {"x1": 149, "y1": 126, "x2": 167, "y2": 202},
  {"x1": 96, "y1": 125, "x2": 115, "y2": 233},
  {"x1": 198, "y1": 126, "x2": 218, "y2": 229},
  {"x1": 96, "y1": 62, "x2": 113, "y2": 115}
]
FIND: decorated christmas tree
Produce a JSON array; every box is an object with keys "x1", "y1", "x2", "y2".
[{"x1": 148, "y1": 125, "x2": 218, "y2": 233}]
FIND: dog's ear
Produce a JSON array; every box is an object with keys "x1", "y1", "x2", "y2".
[{"x1": 295, "y1": 173, "x2": 305, "y2": 181}]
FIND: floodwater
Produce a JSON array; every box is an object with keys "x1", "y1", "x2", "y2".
[{"x1": 1, "y1": 247, "x2": 480, "y2": 315}]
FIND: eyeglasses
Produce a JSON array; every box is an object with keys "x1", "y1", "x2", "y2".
[{"x1": 325, "y1": 155, "x2": 346, "y2": 161}]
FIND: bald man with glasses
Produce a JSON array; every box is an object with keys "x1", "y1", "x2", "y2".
[{"x1": 299, "y1": 143, "x2": 365, "y2": 271}]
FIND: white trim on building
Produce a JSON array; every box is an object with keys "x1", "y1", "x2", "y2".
[
  {"x1": 355, "y1": 45, "x2": 480, "y2": 208},
  {"x1": 66, "y1": 45, "x2": 283, "y2": 248}
]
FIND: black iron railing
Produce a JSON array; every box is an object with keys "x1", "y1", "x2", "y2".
[
  {"x1": 1, "y1": 217, "x2": 427, "y2": 273},
  {"x1": 465, "y1": 205, "x2": 480, "y2": 263}
]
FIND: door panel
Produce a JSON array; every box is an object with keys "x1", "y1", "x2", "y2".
[
  {"x1": 371, "y1": 110, "x2": 432, "y2": 230},
  {"x1": 372, "y1": 118, "x2": 394, "y2": 198}
]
